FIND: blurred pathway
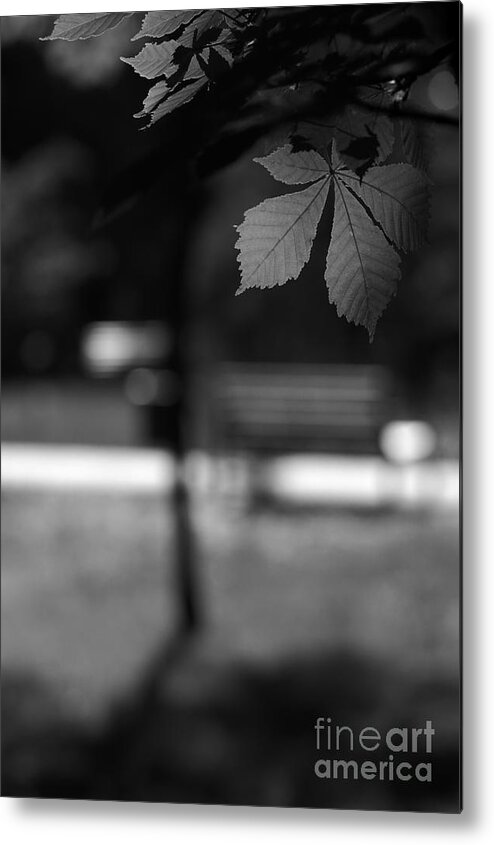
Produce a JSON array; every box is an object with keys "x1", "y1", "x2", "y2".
[{"x1": 1, "y1": 443, "x2": 459, "y2": 508}]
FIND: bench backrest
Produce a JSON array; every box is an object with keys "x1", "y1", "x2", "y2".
[{"x1": 214, "y1": 363, "x2": 393, "y2": 456}]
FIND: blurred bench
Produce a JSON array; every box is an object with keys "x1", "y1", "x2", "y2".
[
  {"x1": 214, "y1": 363, "x2": 394, "y2": 457},
  {"x1": 81, "y1": 324, "x2": 395, "y2": 458}
]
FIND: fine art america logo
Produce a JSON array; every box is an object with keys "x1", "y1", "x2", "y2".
[{"x1": 314, "y1": 717, "x2": 434, "y2": 783}]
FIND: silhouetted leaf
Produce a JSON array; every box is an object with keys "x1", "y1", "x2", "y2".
[
  {"x1": 254, "y1": 145, "x2": 329, "y2": 184},
  {"x1": 326, "y1": 146, "x2": 401, "y2": 339},
  {"x1": 126, "y1": 10, "x2": 232, "y2": 121},
  {"x1": 43, "y1": 12, "x2": 132, "y2": 41},
  {"x1": 132, "y1": 10, "x2": 201, "y2": 41},
  {"x1": 122, "y1": 40, "x2": 178, "y2": 79},
  {"x1": 211, "y1": 44, "x2": 234, "y2": 66},
  {"x1": 298, "y1": 91, "x2": 394, "y2": 168},
  {"x1": 145, "y1": 78, "x2": 207, "y2": 125},
  {"x1": 235, "y1": 148, "x2": 330, "y2": 292},
  {"x1": 341, "y1": 134, "x2": 379, "y2": 164},
  {"x1": 235, "y1": 143, "x2": 430, "y2": 337},
  {"x1": 135, "y1": 79, "x2": 169, "y2": 117},
  {"x1": 336, "y1": 105, "x2": 394, "y2": 166},
  {"x1": 339, "y1": 162, "x2": 431, "y2": 252},
  {"x1": 399, "y1": 118, "x2": 430, "y2": 173},
  {"x1": 202, "y1": 45, "x2": 234, "y2": 79}
]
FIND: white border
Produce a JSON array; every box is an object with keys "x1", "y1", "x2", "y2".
[{"x1": 2, "y1": 1, "x2": 494, "y2": 843}]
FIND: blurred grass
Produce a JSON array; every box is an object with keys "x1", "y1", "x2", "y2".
[
  {"x1": 1, "y1": 488, "x2": 460, "y2": 809},
  {"x1": 2, "y1": 489, "x2": 459, "y2": 723},
  {"x1": 1, "y1": 381, "x2": 139, "y2": 445}
]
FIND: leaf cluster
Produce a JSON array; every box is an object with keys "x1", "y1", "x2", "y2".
[{"x1": 44, "y1": 5, "x2": 458, "y2": 337}]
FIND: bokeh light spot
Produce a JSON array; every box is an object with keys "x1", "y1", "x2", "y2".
[{"x1": 428, "y1": 70, "x2": 458, "y2": 112}]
